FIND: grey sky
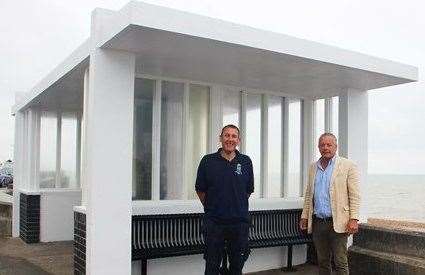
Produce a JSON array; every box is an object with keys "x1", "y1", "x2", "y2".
[{"x1": 1, "y1": 0, "x2": 424, "y2": 174}]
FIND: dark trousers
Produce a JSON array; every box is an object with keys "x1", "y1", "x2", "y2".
[
  {"x1": 312, "y1": 217, "x2": 349, "y2": 275},
  {"x1": 203, "y1": 218, "x2": 250, "y2": 275}
]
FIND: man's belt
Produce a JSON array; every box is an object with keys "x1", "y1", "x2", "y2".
[{"x1": 313, "y1": 215, "x2": 333, "y2": 222}]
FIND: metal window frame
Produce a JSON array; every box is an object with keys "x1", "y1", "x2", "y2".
[{"x1": 134, "y1": 73, "x2": 310, "y2": 201}]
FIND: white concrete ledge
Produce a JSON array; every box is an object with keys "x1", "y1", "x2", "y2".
[
  {"x1": 18, "y1": 189, "x2": 41, "y2": 195},
  {"x1": 0, "y1": 189, "x2": 13, "y2": 205},
  {"x1": 73, "y1": 205, "x2": 86, "y2": 214},
  {"x1": 132, "y1": 198, "x2": 304, "y2": 215},
  {"x1": 39, "y1": 188, "x2": 82, "y2": 194}
]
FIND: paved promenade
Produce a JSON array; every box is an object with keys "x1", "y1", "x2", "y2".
[{"x1": 0, "y1": 237, "x2": 317, "y2": 275}]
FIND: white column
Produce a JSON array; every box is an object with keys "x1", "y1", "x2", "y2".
[
  {"x1": 209, "y1": 85, "x2": 222, "y2": 152},
  {"x1": 55, "y1": 111, "x2": 62, "y2": 188},
  {"x1": 12, "y1": 111, "x2": 24, "y2": 237},
  {"x1": 281, "y1": 98, "x2": 289, "y2": 197},
  {"x1": 240, "y1": 92, "x2": 247, "y2": 153},
  {"x1": 85, "y1": 47, "x2": 135, "y2": 274},
  {"x1": 301, "y1": 99, "x2": 314, "y2": 195},
  {"x1": 81, "y1": 68, "x2": 90, "y2": 206},
  {"x1": 85, "y1": 10, "x2": 135, "y2": 272},
  {"x1": 27, "y1": 108, "x2": 40, "y2": 191},
  {"x1": 151, "y1": 80, "x2": 161, "y2": 201},
  {"x1": 338, "y1": 89, "x2": 368, "y2": 219},
  {"x1": 324, "y1": 98, "x2": 333, "y2": 132},
  {"x1": 260, "y1": 95, "x2": 269, "y2": 198}
]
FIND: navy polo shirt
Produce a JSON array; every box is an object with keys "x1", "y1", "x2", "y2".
[{"x1": 195, "y1": 149, "x2": 254, "y2": 224}]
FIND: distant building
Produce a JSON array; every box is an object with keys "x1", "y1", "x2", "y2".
[{"x1": 11, "y1": 1, "x2": 417, "y2": 274}]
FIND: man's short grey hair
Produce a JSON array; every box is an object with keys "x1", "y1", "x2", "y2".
[{"x1": 318, "y1": 132, "x2": 338, "y2": 145}]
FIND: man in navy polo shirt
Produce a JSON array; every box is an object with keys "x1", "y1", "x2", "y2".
[{"x1": 196, "y1": 124, "x2": 254, "y2": 275}]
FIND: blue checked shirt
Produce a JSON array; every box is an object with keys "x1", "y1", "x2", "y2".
[{"x1": 313, "y1": 156, "x2": 336, "y2": 218}]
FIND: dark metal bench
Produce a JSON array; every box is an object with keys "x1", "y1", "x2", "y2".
[{"x1": 132, "y1": 208, "x2": 312, "y2": 274}]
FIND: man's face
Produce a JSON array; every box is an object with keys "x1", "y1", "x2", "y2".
[
  {"x1": 318, "y1": 135, "x2": 337, "y2": 160},
  {"x1": 220, "y1": 127, "x2": 240, "y2": 154}
]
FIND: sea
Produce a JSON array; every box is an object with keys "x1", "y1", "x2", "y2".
[{"x1": 362, "y1": 174, "x2": 425, "y2": 223}]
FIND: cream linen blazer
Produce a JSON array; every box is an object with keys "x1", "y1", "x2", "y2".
[{"x1": 301, "y1": 156, "x2": 360, "y2": 234}]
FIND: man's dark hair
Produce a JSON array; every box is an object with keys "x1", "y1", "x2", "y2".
[{"x1": 220, "y1": 124, "x2": 240, "y2": 138}]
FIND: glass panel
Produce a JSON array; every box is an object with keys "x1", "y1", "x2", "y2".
[
  {"x1": 187, "y1": 84, "x2": 209, "y2": 199},
  {"x1": 267, "y1": 96, "x2": 282, "y2": 198},
  {"x1": 246, "y1": 94, "x2": 262, "y2": 198},
  {"x1": 222, "y1": 89, "x2": 240, "y2": 127},
  {"x1": 39, "y1": 111, "x2": 57, "y2": 188},
  {"x1": 133, "y1": 78, "x2": 154, "y2": 200},
  {"x1": 160, "y1": 81, "x2": 184, "y2": 200},
  {"x1": 332, "y1": 96, "x2": 339, "y2": 141},
  {"x1": 60, "y1": 113, "x2": 78, "y2": 188},
  {"x1": 315, "y1": 99, "x2": 325, "y2": 160},
  {"x1": 287, "y1": 100, "x2": 301, "y2": 197}
]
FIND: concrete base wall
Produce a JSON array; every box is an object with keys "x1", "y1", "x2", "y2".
[
  {"x1": 40, "y1": 189, "x2": 81, "y2": 242},
  {"x1": 0, "y1": 204, "x2": 12, "y2": 237},
  {"x1": 131, "y1": 245, "x2": 307, "y2": 275}
]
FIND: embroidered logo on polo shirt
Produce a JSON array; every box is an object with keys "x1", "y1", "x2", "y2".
[{"x1": 235, "y1": 163, "x2": 242, "y2": 175}]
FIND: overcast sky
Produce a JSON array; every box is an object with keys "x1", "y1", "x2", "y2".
[{"x1": 1, "y1": 0, "x2": 424, "y2": 174}]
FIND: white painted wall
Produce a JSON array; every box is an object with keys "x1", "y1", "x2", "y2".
[
  {"x1": 39, "y1": 189, "x2": 81, "y2": 242},
  {"x1": 131, "y1": 199, "x2": 307, "y2": 274},
  {"x1": 338, "y1": 88, "x2": 368, "y2": 222},
  {"x1": 12, "y1": 111, "x2": 24, "y2": 237},
  {"x1": 84, "y1": 9, "x2": 136, "y2": 274},
  {"x1": 131, "y1": 245, "x2": 306, "y2": 275}
]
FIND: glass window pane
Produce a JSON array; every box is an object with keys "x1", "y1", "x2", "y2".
[
  {"x1": 287, "y1": 100, "x2": 301, "y2": 197},
  {"x1": 39, "y1": 111, "x2": 57, "y2": 188},
  {"x1": 60, "y1": 113, "x2": 78, "y2": 188},
  {"x1": 267, "y1": 96, "x2": 282, "y2": 198},
  {"x1": 315, "y1": 99, "x2": 325, "y2": 160},
  {"x1": 222, "y1": 89, "x2": 240, "y2": 127},
  {"x1": 332, "y1": 96, "x2": 339, "y2": 141},
  {"x1": 187, "y1": 84, "x2": 209, "y2": 199},
  {"x1": 246, "y1": 94, "x2": 261, "y2": 198},
  {"x1": 133, "y1": 78, "x2": 154, "y2": 200},
  {"x1": 160, "y1": 81, "x2": 184, "y2": 200}
]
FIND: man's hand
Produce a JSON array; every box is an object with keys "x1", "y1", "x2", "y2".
[
  {"x1": 196, "y1": 191, "x2": 206, "y2": 206},
  {"x1": 299, "y1": 218, "x2": 308, "y2": 231},
  {"x1": 346, "y1": 219, "x2": 359, "y2": 234}
]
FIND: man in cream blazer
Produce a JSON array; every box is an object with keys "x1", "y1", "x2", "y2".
[{"x1": 300, "y1": 133, "x2": 360, "y2": 275}]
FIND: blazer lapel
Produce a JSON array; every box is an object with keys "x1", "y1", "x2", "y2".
[
  {"x1": 310, "y1": 163, "x2": 318, "y2": 194},
  {"x1": 330, "y1": 156, "x2": 341, "y2": 188}
]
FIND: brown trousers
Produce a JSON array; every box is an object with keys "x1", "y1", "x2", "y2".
[{"x1": 312, "y1": 218, "x2": 349, "y2": 275}]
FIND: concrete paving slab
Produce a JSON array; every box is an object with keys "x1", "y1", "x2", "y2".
[{"x1": 0, "y1": 237, "x2": 317, "y2": 274}]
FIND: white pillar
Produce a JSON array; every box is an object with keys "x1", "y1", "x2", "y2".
[
  {"x1": 27, "y1": 108, "x2": 40, "y2": 192},
  {"x1": 338, "y1": 89, "x2": 368, "y2": 177},
  {"x1": 84, "y1": 10, "x2": 135, "y2": 274},
  {"x1": 282, "y1": 98, "x2": 289, "y2": 197},
  {"x1": 81, "y1": 68, "x2": 90, "y2": 206},
  {"x1": 301, "y1": 99, "x2": 314, "y2": 195},
  {"x1": 338, "y1": 89, "x2": 368, "y2": 218},
  {"x1": 85, "y1": 47, "x2": 135, "y2": 274},
  {"x1": 12, "y1": 111, "x2": 24, "y2": 237},
  {"x1": 209, "y1": 85, "x2": 222, "y2": 153},
  {"x1": 324, "y1": 98, "x2": 333, "y2": 132}
]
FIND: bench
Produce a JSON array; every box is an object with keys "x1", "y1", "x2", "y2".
[{"x1": 132, "y1": 208, "x2": 312, "y2": 275}]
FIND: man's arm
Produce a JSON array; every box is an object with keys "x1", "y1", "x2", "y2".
[
  {"x1": 246, "y1": 157, "x2": 254, "y2": 198},
  {"x1": 346, "y1": 162, "x2": 360, "y2": 234},
  {"x1": 347, "y1": 163, "x2": 360, "y2": 220},
  {"x1": 300, "y1": 165, "x2": 313, "y2": 231},
  {"x1": 195, "y1": 156, "x2": 208, "y2": 206},
  {"x1": 196, "y1": 191, "x2": 206, "y2": 206}
]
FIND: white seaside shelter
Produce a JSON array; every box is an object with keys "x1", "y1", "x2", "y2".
[{"x1": 11, "y1": 1, "x2": 417, "y2": 274}]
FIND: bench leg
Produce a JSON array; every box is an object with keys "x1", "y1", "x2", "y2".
[
  {"x1": 281, "y1": 245, "x2": 296, "y2": 272},
  {"x1": 141, "y1": 258, "x2": 147, "y2": 275}
]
